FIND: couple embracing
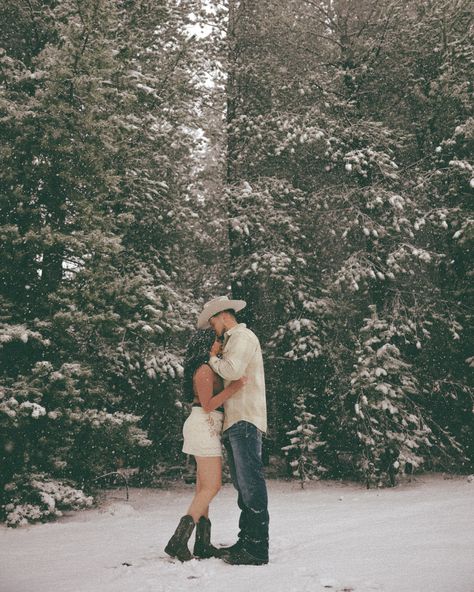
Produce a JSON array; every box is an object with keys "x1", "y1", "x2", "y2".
[{"x1": 164, "y1": 296, "x2": 270, "y2": 566}]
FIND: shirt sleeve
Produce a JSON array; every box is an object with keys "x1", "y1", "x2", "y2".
[{"x1": 209, "y1": 333, "x2": 256, "y2": 381}]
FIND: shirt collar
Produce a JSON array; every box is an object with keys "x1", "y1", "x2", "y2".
[{"x1": 224, "y1": 323, "x2": 247, "y2": 338}]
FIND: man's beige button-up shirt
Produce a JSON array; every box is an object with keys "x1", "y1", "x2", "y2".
[{"x1": 209, "y1": 323, "x2": 267, "y2": 433}]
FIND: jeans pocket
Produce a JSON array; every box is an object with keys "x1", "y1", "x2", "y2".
[{"x1": 244, "y1": 422, "x2": 259, "y2": 440}]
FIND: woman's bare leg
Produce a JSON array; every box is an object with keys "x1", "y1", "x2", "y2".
[
  {"x1": 186, "y1": 456, "x2": 221, "y2": 522},
  {"x1": 195, "y1": 470, "x2": 209, "y2": 519}
]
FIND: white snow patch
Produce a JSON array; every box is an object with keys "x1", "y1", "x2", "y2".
[
  {"x1": 101, "y1": 502, "x2": 138, "y2": 518},
  {"x1": 0, "y1": 475, "x2": 473, "y2": 592}
]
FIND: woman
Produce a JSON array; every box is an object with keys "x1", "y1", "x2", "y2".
[{"x1": 164, "y1": 329, "x2": 246, "y2": 562}]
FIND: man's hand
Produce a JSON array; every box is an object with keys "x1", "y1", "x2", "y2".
[{"x1": 210, "y1": 339, "x2": 222, "y2": 357}]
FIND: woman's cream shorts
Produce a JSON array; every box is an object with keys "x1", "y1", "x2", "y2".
[{"x1": 182, "y1": 407, "x2": 224, "y2": 457}]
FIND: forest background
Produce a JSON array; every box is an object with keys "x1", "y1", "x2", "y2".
[{"x1": 0, "y1": 0, "x2": 472, "y2": 526}]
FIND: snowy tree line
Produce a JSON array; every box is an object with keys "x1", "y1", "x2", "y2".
[{"x1": 0, "y1": 0, "x2": 472, "y2": 524}]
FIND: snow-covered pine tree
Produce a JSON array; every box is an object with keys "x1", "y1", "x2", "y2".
[
  {"x1": 349, "y1": 305, "x2": 438, "y2": 487},
  {"x1": 387, "y1": 1, "x2": 474, "y2": 470},
  {"x1": 0, "y1": 0, "x2": 202, "y2": 524},
  {"x1": 410, "y1": 116, "x2": 474, "y2": 469},
  {"x1": 0, "y1": 0, "x2": 151, "y2": 525},
  {"x1": 282, "y1": 392, "x2": 325, "y2": 488},
  {"x1": 219, "y1": 0, "x2": 472, "y2": 479}
]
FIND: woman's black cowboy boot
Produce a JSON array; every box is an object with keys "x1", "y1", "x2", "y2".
[
  {"x1": 164, "y1": 515, "x2": 195, "y2": 561},
  {"x1": 193, "y1": 517, "x2": 226, "y2": 559}
]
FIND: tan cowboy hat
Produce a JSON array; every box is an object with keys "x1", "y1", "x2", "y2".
[{"x1": 197, "y1": 295, "x2": 247, "y2": 329}]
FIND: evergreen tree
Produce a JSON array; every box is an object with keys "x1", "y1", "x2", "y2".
[
  {"x1": 0, "y1": 0, "x2": 204, "y2": 524},
  {"x1": 282, "y1": 392, "x2": 325, "y2": 488},
  {"x1": 349, "y1": 306, "x2": 437, "y2": 487},
  {"x1": 218, "y1": 0, "x2": 473, "y2": 477}
]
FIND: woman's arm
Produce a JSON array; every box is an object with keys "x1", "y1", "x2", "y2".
[{"x1": 193, "y1": 365, "x2": 246, "y2": 413}]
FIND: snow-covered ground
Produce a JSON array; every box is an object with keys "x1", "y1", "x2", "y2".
[{"x1": 1, "y1": 474, "x2": 473, "y2": 592}]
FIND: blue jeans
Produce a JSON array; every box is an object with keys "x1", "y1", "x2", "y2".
[{"x1": 222, "y1": 421, "x2": 269, "y2": 560}]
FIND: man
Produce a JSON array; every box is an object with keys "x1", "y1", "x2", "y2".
[{"x1": 197, "y1": 295, "x2": 269, "y2": 566}]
